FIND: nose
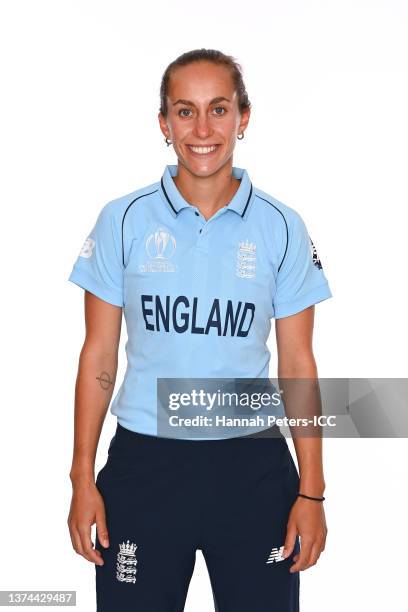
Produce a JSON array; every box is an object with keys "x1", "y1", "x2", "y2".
[{"x1": 193, "y1": 112, "x2": 213, "y2": 140}]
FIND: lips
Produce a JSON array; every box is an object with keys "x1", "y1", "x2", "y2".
[{"x1": 187, "y1": 144, "x2": 220, "y2": 156}]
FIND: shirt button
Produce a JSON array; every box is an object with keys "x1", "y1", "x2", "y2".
[
  {"x1": 195, "y1": 212, "x2": 199, "y2": 217},
  {"x1": 199, "y1": 229, "x2": 202, "y2": 233}
]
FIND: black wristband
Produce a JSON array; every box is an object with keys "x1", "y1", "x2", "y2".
[{"x1": 297, "y1": 492, "x2": 325, "y2": 502}]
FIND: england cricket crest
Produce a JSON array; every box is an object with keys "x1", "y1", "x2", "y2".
[
  {"x1": 236, "y1": 238, "x2": 257, "y2": 279},
  {"x1": 116, "y1": 540, "x2": 137, "y2": 583}
]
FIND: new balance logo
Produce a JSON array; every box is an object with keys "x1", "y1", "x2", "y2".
[
  {"x1": 266, "y1": 545, "x2": 285, "y2": 564},
  {"x1": 79, "y1": 236, "x2": 95, "y2": 258}
]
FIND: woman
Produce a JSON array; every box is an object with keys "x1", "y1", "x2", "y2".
[{"x1": 67, "y1": 48, "x2": 332, "y2": 611}]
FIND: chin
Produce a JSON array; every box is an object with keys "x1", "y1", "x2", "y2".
[{"x1": 186, "y1": 158, "x2": 230, "y2": 178}]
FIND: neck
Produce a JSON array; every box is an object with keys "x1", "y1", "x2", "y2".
[{"x1": 173, "y1": 161, "x2": 241, "y2": 220}]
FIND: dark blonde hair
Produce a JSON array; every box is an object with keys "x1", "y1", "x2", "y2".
[{"x1": 159, "y1": 48, "x2": 251, "y2": 117}]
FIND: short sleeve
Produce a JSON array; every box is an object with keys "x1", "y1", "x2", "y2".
[
  {"x1": 68, "y1": 201, "x2": 124, "y2": 307},
  {"x1": 273, "y1": 211, "x2": 333, "y2": 319}
]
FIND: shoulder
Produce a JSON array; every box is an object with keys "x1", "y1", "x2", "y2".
[
  {"x1": 97, "y1": 180, "x2": 160, "y2": 225},
  {"x1": 251, "y1": 186, "x2": 306, "y2": 238}
]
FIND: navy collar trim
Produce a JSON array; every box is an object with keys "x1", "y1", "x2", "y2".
[{"x1": 159, "y1": 164, "x2": 253, "y2": 220}]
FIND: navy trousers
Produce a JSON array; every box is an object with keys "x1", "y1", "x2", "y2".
[{"x1": 95, "y1": 423, "x2": 301, "y2": 611}]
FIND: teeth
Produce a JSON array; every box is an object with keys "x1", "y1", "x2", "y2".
[{"x1": 189, "y1": 145, "x2": 217, "y2": 154}]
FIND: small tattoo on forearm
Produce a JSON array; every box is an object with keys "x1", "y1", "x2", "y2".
[{"x1": 96, "y1": 371, "x2": 113, "y2": 390}]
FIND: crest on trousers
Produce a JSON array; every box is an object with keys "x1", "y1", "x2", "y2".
[
  {"x1": 116, "y1": 540, "x2": 137, "y2": 583},
  {"x1": 309, "y1": 237, "x2": 323, "y2": 269}
]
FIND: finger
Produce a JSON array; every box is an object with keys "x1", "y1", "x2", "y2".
[
  {"x1": 69, "y1": 521, "x2": 103, "y2": 562},
  {"x1": 290, "y1": 537, "x2": 313, "y2": 572},
  {"x1": 96, "y1": 511, "x2": 110, "y2": 548},
  {"x1": 283, "y1": 524, "x2": 298, "y2": 559},
  {"x1": 78, "y1": 526, "x2": 104, "y2": 565},
  {"x1": 67, "y1": 520, "x2": 77, "y2": 551},
  {"x1": 306, "y1": 542, "x2": 322, "y2": 568},
  {"x1": 69, "y1": 524, "x2": 85, "y2": 557},
  {"x1": 293, "y1": 534, "x2": 325, "y2": 567}
]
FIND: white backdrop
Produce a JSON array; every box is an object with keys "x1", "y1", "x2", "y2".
[{"x1": 1, "y1": 0, "x2": 407, "y2": 610}]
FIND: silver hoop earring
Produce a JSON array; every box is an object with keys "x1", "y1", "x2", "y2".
[
  {"x1": 237, "y1": 133, "x2": 244, "y2": 140},
  {"x1": 165, "y1": 137, "x2": 172, "y2": 146}
]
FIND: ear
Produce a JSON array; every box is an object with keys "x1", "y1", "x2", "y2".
[
  {"x1": 158, "y1": 111, "x2": 170, "y2": 139},
  {"x1": 238, "y1": 106, "x2": 251, "y2": 135}
]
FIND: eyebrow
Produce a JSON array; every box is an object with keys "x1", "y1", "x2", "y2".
[{"x1": 172, "y1": 96, "x2": 231, "y2": 107}]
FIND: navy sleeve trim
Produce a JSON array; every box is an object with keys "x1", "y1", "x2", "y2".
[
  {"x1": 255, "y1": 194, "x2": 289, "y2": 272},
  {"x1": 121, "y1": 189, "x2": 158, "y2": 266}
]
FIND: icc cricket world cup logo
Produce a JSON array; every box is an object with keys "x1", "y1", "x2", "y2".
[
  {"x1": 140, "y1": 227, "x2": 177, "y2": 272},
  {"x1": 146, "y1": 227, "x2": 176, "y2": 259}
]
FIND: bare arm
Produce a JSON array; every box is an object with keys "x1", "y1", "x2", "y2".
[
  {"x1": 275, "y1": 305, "x2": 327, "y2": 572},
  {"x1": 275, "y1": 305, "x2": 325, "y2": 497},
  {"x1": 67, "y1": 291, "x2": 122, "y2": 565},
  {"x1": 69, "y1": 291, "x2": 122, "y2": 483}
]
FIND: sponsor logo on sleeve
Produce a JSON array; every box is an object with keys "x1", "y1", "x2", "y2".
[
  {"x1": 79, "y1": 236, "x2": 95, "y2": 258},
  {"x1": 309, "y1": 237, "x2": 323, "y2": 269}
]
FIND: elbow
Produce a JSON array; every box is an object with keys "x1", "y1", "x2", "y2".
[{"x1": 277, "y1": 350, "x2": 318, "y2": 379}]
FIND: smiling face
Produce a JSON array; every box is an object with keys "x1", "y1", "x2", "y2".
[{"x1": 158, "y1": 61, "x2": 250, "y2": 178}]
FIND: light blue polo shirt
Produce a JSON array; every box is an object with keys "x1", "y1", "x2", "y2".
[{"x1": 68, "y1": 164, "x2": 333, "y2": 438}]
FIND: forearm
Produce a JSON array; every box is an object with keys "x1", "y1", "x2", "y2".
[
  {"x1": 292, "y1": 437, "x2": 325, "y2": 497},
  {"x1": 69, "y1": 344, "x2": 118, "y2": 484},
  {"x1": 277, "y1": 354, "x2": 325, "y2": 497}
]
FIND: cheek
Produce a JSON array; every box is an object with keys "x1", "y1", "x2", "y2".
[
  {"x1": 172, "y1": 123, "x2": 190, "y2": 142},
  {"x1": 220, "y1": 116, "x2": 239, "y2": 139}
]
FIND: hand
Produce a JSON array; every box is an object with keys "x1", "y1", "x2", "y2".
[
  {"x1": 283, "y1": 496, "x2": 327, "y2": 572},
  {"x1": 67, "y1": 479, "x2": 110, "y2": 566}
]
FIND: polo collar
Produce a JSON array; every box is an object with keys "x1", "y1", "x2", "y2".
[{"x1": 159, "y1": 164, "x2": 253, "y2": 220}]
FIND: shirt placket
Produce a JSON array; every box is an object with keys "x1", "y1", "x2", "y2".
[{"x1": 190, "y1": 206, "x2": 228, "y2": 293}]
